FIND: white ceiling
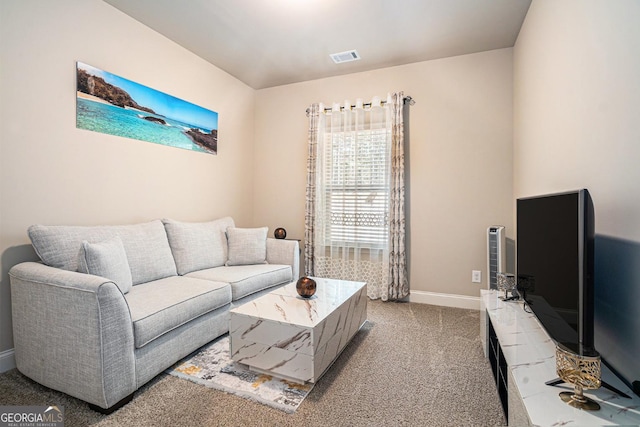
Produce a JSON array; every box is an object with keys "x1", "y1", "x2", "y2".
[{"x1": 103, "y1": 0, "x2": 531, "y2": 90}]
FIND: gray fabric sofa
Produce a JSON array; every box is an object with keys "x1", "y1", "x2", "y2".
[{"x1": 8, "y1": 217, "x2": 299, "y2": 412}]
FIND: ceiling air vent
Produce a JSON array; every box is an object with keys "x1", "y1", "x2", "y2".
[{"x1": 330, "y1": 50, "x2": 360, "y2": 64}]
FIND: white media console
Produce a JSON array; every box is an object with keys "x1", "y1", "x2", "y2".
[{"x1": 480, "y1": 290, "x2": 640, "y2": 426}]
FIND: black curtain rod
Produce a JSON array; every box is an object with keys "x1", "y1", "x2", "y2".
[{"x1": 306, "y1": 96, "x2": 414, "y2": 115}]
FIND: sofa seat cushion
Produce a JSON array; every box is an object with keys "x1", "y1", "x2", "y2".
[
  {"x1": 186, "y1": 264, "x2": 292, "y2": 301},
  {"x1": 125, "y1": 276, "x2": 231, "y2": 348}
]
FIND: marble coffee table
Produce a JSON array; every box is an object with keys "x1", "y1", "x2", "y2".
[{"x1": 229, "y1": 277, "x2": 367, "y2": 384}]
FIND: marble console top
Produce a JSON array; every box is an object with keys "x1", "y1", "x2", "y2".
[
  {"x1": 481, "y1": 290, "x2": 640, "y2": 426},
  {"x1": 230, "y1": 278, "x2": 366, "y2": 328}
]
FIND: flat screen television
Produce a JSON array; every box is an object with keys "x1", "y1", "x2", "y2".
[{"x1": 516, "y1": 189, "x2": 595, "y2": 356}]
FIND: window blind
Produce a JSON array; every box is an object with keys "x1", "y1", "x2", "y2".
[{"x1": 322, "y1": 128, "x2": 391, "y2": 247}]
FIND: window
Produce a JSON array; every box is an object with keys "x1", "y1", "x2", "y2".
[
  {"x1": 305, "y1": 93, "x2": 410, "y2": 300},
  {"x1": 321, "y1": 127, "x2": 391, "y2": 248}
]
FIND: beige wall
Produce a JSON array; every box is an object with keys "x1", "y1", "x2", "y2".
[
  {"x1": 0, "y1": 2, "x2": 515, "y2": 360},
  {"x1": 514, "y1": 0, "x2": 640, "y2": 240},
  {"x1": 254, "y1": 48, "x2": 514, "y2": 302},
  {"x1": 513, "y1": 0, "x2": 640, "y2": 387},
  {"x1": 0, "y1": 1, "x2": 255, "y2": 354}
]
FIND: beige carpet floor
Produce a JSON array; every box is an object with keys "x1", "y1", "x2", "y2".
[{"x1": 0, "y1": 300, "x2": 506, "y2": 427}]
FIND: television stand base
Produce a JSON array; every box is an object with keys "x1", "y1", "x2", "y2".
[{"x1": 546, "y1": 377, "x2": 631, "y2": 399}]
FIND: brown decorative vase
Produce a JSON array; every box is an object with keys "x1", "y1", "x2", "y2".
[
  {"x1": 296, "y1": 277, "x2": 317, "y2": 298},
  {"x1": 274, "y1": 227, "x2": 287, "y2": 239}
]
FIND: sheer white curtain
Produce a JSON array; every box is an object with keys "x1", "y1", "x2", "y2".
[{"x1": 305, "y1": 93, "x2": 409, "y2": 300}]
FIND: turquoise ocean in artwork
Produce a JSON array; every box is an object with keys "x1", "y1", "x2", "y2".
[{"x1": 76, "y1": 97, "x2": 212, "y2": 153}]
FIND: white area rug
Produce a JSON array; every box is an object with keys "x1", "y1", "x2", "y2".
[{"x1": 166, "y1": 335, "x2": 314, "y2": 413}]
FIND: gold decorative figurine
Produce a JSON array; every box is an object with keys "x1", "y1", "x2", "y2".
[{"x1": 555, "y1": 345, "x2": 602, "y2": 411}]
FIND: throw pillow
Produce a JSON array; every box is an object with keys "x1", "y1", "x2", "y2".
[
  {"x1": 77, "y1": 236, "x2": 133, "y2": 294},
  {"x1": 163, "y1": 217, "x2": 235, "y2": 275},
  {"x1": 225, "y1": 227, "x2": 268, "y2": 266}
]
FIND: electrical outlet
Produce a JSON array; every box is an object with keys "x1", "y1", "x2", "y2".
[{"x1": 472, "y1": 270, "x2": 482, "y2": 283}]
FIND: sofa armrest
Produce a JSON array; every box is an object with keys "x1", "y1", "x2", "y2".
[
  {"x1": 266, "y1": 238, "x2": 299, "y2": 280},
  {"x1": 9, "y1": 262, "x2": 136, "y2": 409}
]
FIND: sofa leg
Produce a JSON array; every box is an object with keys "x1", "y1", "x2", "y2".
[{"x1": 88, "y1": 392, "x2": 134, "y2": 415}]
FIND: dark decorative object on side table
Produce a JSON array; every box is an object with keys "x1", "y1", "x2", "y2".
[
  {"x1": 274, "y1": 227, "x2": 287, "y2": 239},
  {"x1": 296, "y1": 276, "x2": 316, "y2": 298}
]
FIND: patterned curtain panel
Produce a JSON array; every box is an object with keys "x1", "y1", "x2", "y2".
[
  {"x1": 304, "y1": 103, "x2": 320, "y2": 277},
  {"x1": 387, "y1": 92, "x2": 409, "y2": 300},
  {"x1": 304, "y1": 94, "x2": 409, "y2": 300}
]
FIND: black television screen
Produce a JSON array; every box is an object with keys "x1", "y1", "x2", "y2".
[{"x1": 516, "y1": 189, "x2": 595, "y2": 356}]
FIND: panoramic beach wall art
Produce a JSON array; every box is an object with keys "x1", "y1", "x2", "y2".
[{"x1": 76, "y1": 62, "x2": 219, "y2": 155}]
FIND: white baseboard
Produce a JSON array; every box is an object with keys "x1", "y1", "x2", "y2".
[
  {"x1": 408, "y1": 290, "x2": 480, "y2": 310},
  {"x1": 0, "y1": 348, "x2": 16, "y2": 373}
]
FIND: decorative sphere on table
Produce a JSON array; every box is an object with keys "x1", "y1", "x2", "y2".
[
  {"x1": 274, "y1": 227, "x2": 287, "y2": 239},
  {"x1": 296, "y1": 276, "x2": 316, "y2": 298}
]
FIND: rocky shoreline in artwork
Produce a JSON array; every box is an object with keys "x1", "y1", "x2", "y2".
[
  {"x1": 183, "y1": 128, "x2": 217, "y2": 153},
  {"x1": 77, "y1": 69, "x2": 156, "y2": 114},
  {"x1": 139, "y1": 115, "x2": 217, "y2": 152}
]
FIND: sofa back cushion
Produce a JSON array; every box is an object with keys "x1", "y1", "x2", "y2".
[
  {"x1": 163, "y1": 217, "x2": 235, "y2": 275},
  {"x1": 28, "y1": 220, "x2": 177, "y2": 285}
]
